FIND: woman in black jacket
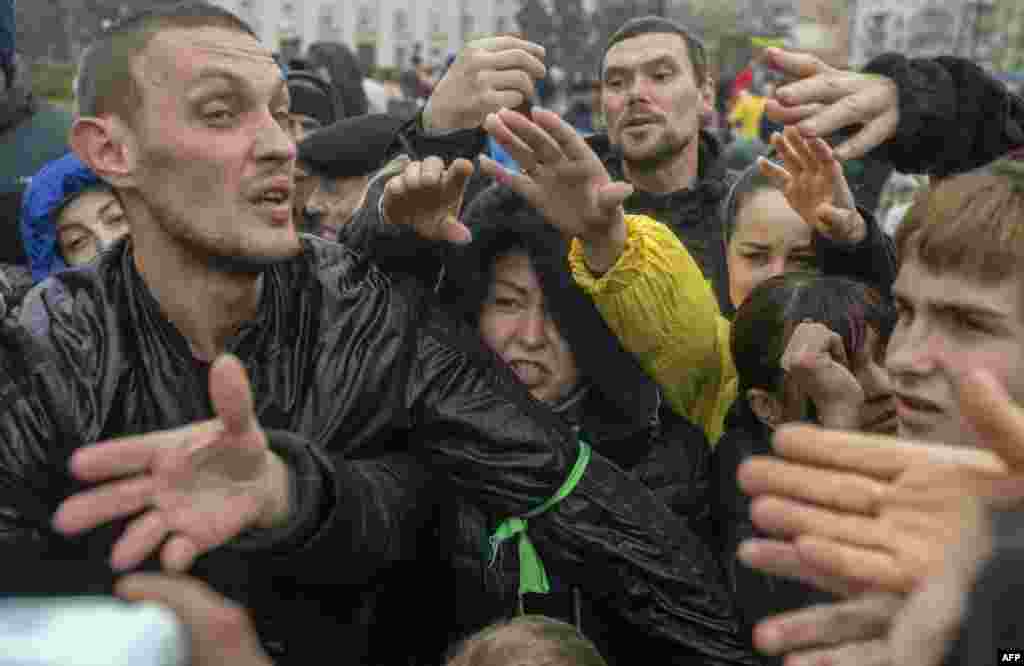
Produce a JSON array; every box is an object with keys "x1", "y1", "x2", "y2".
[
  {"x1": 713, "y1": 272, "x2": 896, "y2": 659},
  {"x1": 436, "y1": 183, "x2": 753, "y2": 666}
]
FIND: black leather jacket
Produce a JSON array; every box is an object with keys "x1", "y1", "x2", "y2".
[{"x1": 1, "y1": 235, "x2": 759, "y2": 665}]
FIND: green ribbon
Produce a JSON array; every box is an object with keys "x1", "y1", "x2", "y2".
[{"x1": 489, "y1": 440, "x2": 592, "y2": 598}]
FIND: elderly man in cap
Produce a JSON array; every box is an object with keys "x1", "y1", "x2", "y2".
[{"x1": 297, "y1": 114, "x2": 407, "y2": 240}]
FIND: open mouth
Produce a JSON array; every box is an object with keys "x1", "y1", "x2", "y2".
[
  {"x1": 509, "y1": 360, "x2": 546, "y2": 385},
  {"x1": 623, "y1": 117, "x2": 659, "y2": 129}
]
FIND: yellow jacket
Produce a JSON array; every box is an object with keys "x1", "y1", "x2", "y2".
[{"x1": 569, "y1": 215, "x2": 737, "y2": 444}]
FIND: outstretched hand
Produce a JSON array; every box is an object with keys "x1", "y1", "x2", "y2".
[
  {"x1": 481, "y1": 107, "x2": 634, "y2": 273},
  {"x1": 760, "y1": 126, "x2": 867, "y2": 244},
  {"x1": 53, "y1": 355, "x2": 291, "y2": 573},
  {"x1": 761, "y1": 47, "x2": 900, "y2": 161},
  {"x1": 738, "y1": 369, "x2": 1021, "y2": 597},
  {"x1": 381, "y1": 156, "x2": 474, "y2": 244}
]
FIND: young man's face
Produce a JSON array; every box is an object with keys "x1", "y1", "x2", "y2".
[
  {"x1": 600, "y1": 32, "x2": 712, "y2": 168},
  {"x1": 887, "y1": 252, "x2": 1024, "y2": 446},
  {"x1": 127, "y1": 26, "x2": 300, "y2": 268}
]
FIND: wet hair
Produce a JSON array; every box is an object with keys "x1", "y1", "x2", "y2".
[
  {"x1": 895, "y1": 159, "x2": 1024, "y2": 287},
  {"x1": 76, "y1": 2, "x2": 257, "y2": 124},
  {"x1": 720, "y1": 160, "x2": 782, "y2": 242},
  {"x1": 443, "y1": 185, "x2": 568, "y2": 327},
  {"x1": 305, "y1": 41, "x2": 370, "y2": 118},
  {"x1": 446, "y1": 615, "x2": 608, "y2": 666},
  {"x1": 602, "y1": 15, "x2": 707, "y2": 84},
  {"x1": 731, "y1": 272, "x2": 894, "y2": 395}
]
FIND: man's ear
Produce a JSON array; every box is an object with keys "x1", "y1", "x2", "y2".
[
  {"x1": 747, "y1": 388, "x2": 783, "y2": 429},
  {"x1": 698, "y1": 75, "x2": 715, "y2": 118},
  {"x1": 69, "y1": 116, "x2": 137, "y2": 189}
]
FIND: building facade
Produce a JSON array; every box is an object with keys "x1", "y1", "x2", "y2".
[{"x1": 211, "y1": 0, "x2": 521, "y2": 70}]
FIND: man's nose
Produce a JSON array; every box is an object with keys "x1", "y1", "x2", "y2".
[{"x1": 254, "y1": 111, "x2": 297, "y2": 163}]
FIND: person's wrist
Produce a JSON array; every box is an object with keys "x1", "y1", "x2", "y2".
[
  {"x1": 581, "y1": 212, "x2": 627, "y2": 275},
  {"x1": 422, "y1": 98, "x2": 460, "y2": 131},
  {"x1": 256, "y1": 451, "x2": 292, "y2": 529}
]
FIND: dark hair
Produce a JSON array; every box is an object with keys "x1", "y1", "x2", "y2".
[
  {"x1": 444, "y1": 185, "x2": 572, "y2": 329},
  {"x1": 602, "y1": 16, "x2": 707, "y2": 84},
  {"x1": 731, "y1": 272, "x2": 894, "y2": 395},
  {"x1": 443, "y1": 184, "x2": 661, "y2": 422},
  {"x1": 76, "y1": 2, "x2": 257, "y2": 123},
  {"x1": 306, "y1": 41, "x2": 370, "y2": 118},
  {"x1": 446, "y1": 615, "x2": 608, "y2": 666},
  {"x1": 720, "y1": 161, "x2": 780, "y2": 242}
]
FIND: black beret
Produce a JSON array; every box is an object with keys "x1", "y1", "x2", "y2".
[{"x1": 297, "y1": 113, "x2": 408, "y2": 179}]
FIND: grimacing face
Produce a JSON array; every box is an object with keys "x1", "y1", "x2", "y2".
[
  {"x1": 56, "y1": 189, "x2": 130, "y2": 266},
  {"x1": 887, "y1": 252, "x2": 1024, "y2": 447},
  {"x1": 601, "y1": 32, "x2": 712, "y2": 169},
  {"x1": 124, "y1": 25, "x2": 300, "y2": 270},
  {"x1": 478, "y1": 251, "x2": 581, "y2": 405}
]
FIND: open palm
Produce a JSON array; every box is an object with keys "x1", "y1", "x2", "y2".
[{"x1": 53, "y1": 355, "x2": 287, "y2": 573}]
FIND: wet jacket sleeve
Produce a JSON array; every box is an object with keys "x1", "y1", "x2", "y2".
[
  {"x1": 341, "y1": 174, "x2": 450, "y2": 289},
  {"x1": 712, "y1": 429, "x2": 833, "y2": 642},
  {"x1": 864, "y1": 54, "x2": 1024, "y2": 178},
  {"x1": 404, "y1": 304, "x2": 761, "y2": 665},
  {"x1": 568, "y1": 214, "x2": 736, "y2": 443},
  {"x1": 342, "y1": 119, "x2": 493, "y2": 288},
  {"x1": 815, "y1": 207, "x2": 897, "y2": 298}
]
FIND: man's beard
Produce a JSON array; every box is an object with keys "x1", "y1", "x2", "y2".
[
  {"x1": 151, "y1": 200, "x2": 301, "y2": 275},
  {"x1": 619, "y1": 129, "x2": 691, "y2": 174}
]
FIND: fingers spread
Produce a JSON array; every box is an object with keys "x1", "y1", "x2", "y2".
[
  {"x1": 785, "y1": 126, "x2": 816, "y2": 171},
  {"x1": 796, "y1": 535, "x2": 910, "y2": 594},
  {"x1": 495, "y1": 108, "x2": 565, "y2": 165},
  {"x1": 484, "y1": 111, "x2": 542, "y2": 168},
  {"x1": 532, "y1": 108, "x2": 594, "y2": 162},
  {"x1": 479, "y1": 154, "x2": 539, "y2": 200},
  {"x1": 750, "y1": 495, "x2": 884, "y2": 547},
  {"x1": 110, "y1": 509, "x2": 171, "y2": 571},
  {"x1": 738, "y1": 538, "x2": 861, "y2": 598},
  {"x1": 773, "y1": 130, "x2": 806, "y2": 174},
  {"x1": 763, "y1": 48, "x2": 832, "y2": 82},
  {"x1": 738, "y1": 455, "x2": 885, "y2": 515},
  {"x1": 769, "y1": 424, "x2": 995, "y2": 480},
  {"x1": 53, "y1": 474, "x2": 156, "y2": 536},
  {"x1": 785, "y1": 639, "x2": 893, "y2": 666},
  {"x1": 776, "y1": 72, "x2": 857, "y2": 108},
  {"x1": 596, "y1": 181, "x2": 634, "y2": 212},
  {"x1": 161, "y1": 534, "x2": 201, "y2": 573},
  {"x1": 754, "y1": 593, "x2": 902, "y2": 655},
  {"x1": 764, "y1": 99, "x2": 826, "y2": 126}
]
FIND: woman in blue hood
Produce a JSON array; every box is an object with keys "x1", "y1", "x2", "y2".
[{"x1": 20, "y1": 152, "x2": 128, "y2": 283}]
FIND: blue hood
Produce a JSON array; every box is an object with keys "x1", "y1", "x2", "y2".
[{"x1": 20, "y1": 152, "x2": 103, "y2": 283}]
